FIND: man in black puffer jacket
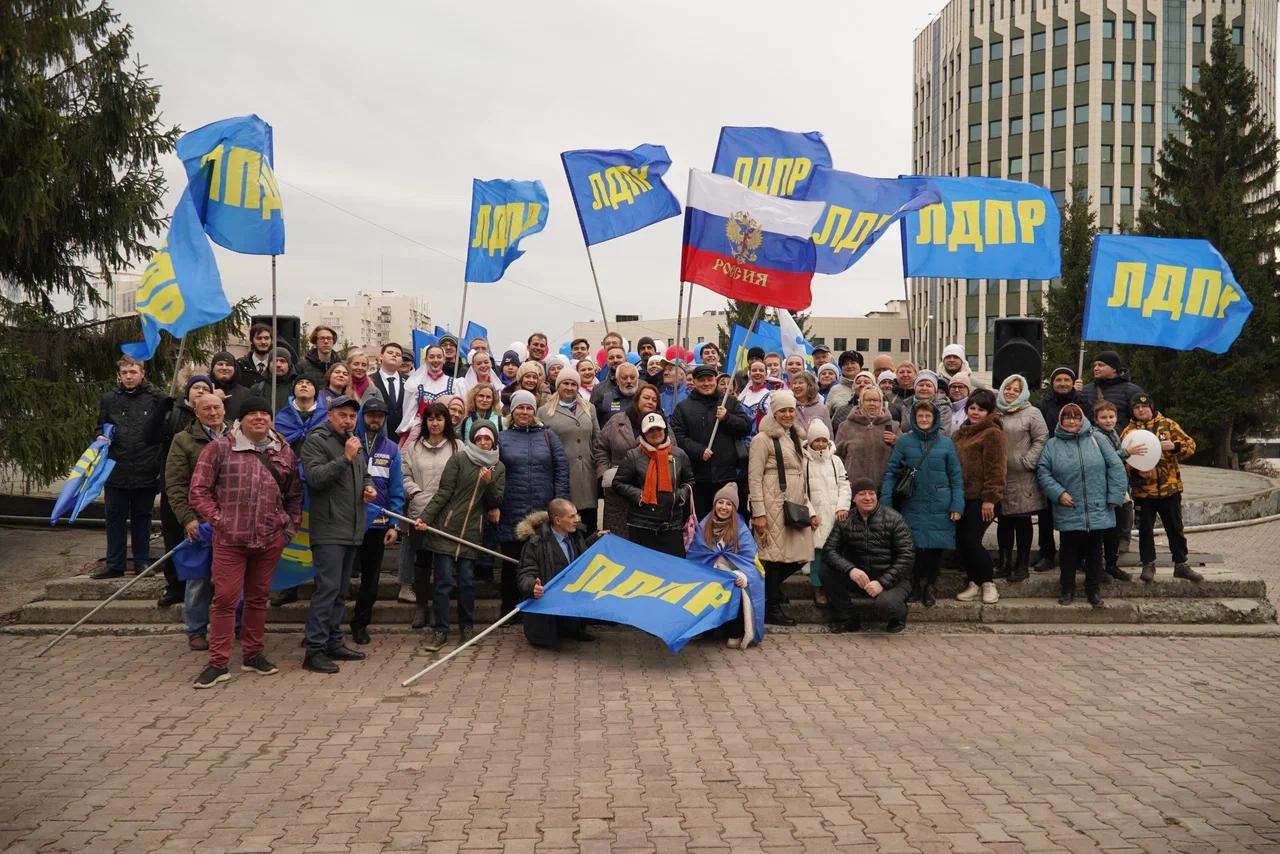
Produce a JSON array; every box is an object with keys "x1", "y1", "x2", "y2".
[
  {"x1": 822, "y1": 477, "x2": 915, "y2": 633},
  {"x1": 671, "y1": 365, "x2": 752, "y2": 519},
  {"x1": 92, "y1": 357, "x2": 173, "y2": 579},
  {"x1": 1080, "y1": 350, "x2": 1144, "y2": 426}
]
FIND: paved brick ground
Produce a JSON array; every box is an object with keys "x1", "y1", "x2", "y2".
[
  {"x1": 2, "y1": 627, "x2": 1278, "y2": 853},
  {"x1": 1186, "y1": 518, "x2": 1280, "y2": 611}
]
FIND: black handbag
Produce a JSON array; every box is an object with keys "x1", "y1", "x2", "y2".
[
  {"x1": 772, "y1": 437, "x2": 812, "y2": 529},
  {"x1": 892, "y1": 437, "x2": 934, "y2": 508}
]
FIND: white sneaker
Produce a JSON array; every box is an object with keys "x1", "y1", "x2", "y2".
[
  {"x1": 955, "y1": 582, "x2": 980, "y2": 602},
  {"x1": 398, "y1": 584, "x2": 417, "y2": 604},
  {"x1": 726, "y1": 638, "x2": 742, "y2": 649},
  {"x1": 981, "y1": 582, "x2": 1000, "y2": 604}
]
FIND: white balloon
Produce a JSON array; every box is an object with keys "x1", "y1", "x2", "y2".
[{"x1": 1121, "y1": 429, "x2": 1160, "y2": 472}]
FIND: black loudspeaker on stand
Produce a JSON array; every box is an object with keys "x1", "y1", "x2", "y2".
[{"x1": 992, "y1": 317, "x2": 1043, "y2": 389}]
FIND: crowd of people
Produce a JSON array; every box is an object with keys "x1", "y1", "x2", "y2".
[{"x1": 91, "y1": 321, "x2": 1202, "y2": 687}]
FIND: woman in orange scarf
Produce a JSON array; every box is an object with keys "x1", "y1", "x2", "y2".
[{"x1": 611, "y1": 412, "x2": 695, "y2": 556}]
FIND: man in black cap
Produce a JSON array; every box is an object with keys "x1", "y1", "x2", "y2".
[
  {"x1": 671, "y1": 364, "x2": 752, "y2": 517},
  {"x1": 209, "y1": 351, "x2": 250, "y2": 423},
  {"x1": 1080, "y1": 350, "x2": 1144, "y2": 426},
  {"x1": 824, "y1": 350, "x2": 864, "y2": 415},
  {"x1": 350, "y1": 396, "x2": 404, "y2": 645},
  {"x1": 636, "y1": 336, "x2": 658, "y2": 364},
  {"x1": 300, "y1": 395, "x2": 375, "y2": 673},
  {"x1": 439, "y1": 334, "x2": 462, "y2": 376},
  {"x1": 251, "y1": 347, "x2": 298, "y2": 414},
  {"x1": 811, "y1": 344, "x2": 833, "y2": 371},
  {"x1": 822, "y1": 477, "x2": 915, "y2": 633}
]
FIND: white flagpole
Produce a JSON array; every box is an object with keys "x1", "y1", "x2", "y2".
[
  {"x1": 453, "y1": 280, "x2": 469, "y2": 378},
  {"x1": 584, "y1": 244, "x2": 611, "y2": 334},
  {"x1": 270, "y1": 255, "x2": 279, "y2": 412}
]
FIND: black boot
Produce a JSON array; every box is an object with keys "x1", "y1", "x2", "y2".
[
  {"x1": 993, "y1": 549, "x2": 1012, "y2": 579},
  {"x1": 1009, "y1": 551, "x2": 1030, "y2": 583},
  {"x1": 411, "y1": 607, "x2": 429, "y2": 630},
  {"x1": 412, "y1": 563, "x2": 433, "y2": 631},
  {"x1": 765, "y1": 606, "x2": 797, "y2": 627},
  {"x1": 921, "y1": 583, "x2": 936, "y2": 608}
]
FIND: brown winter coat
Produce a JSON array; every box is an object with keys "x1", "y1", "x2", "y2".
[
  {"x1": 747, "y1": 414, "x2": 815, "y2": 563},
  {"x1": 952, "y1": 414, "x2": 1008, "y2": 504},
  {"x1": 592, "y1": 410, "x2": 642, "y2": 537},
  {"x1": 998, "y1": 404, "x2": 1048, "y2": 515},
  {"x1": 834, "y1": 411, "x2": 901, "y2": 487}
]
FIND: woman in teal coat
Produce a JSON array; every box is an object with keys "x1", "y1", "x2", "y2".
[
  {"x1": 880, "y1": 401, "x2": 964, "y2": 608},
  {"x1": 1036, "y1": 403, "x2": 1127, "y2": 608}
]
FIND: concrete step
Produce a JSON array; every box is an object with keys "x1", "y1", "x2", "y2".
[{"x1": 19, "y1": 594, "x2": 1276, "y2": 627}]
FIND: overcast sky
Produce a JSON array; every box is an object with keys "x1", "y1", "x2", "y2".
[{"x1": 115, "y1": 0, "x2": 943, "y2": 348}]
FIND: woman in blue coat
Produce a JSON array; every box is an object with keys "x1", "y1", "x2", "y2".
[
  {"x1": 1036, "y1": 403, "x2": 1127, "y2": 608},
  {"x1": 880, "y1": 401, "x2": 964, "y2": 607},
  {"x1": 496, "y1": 389, "x2": 571, "y2": 615}
]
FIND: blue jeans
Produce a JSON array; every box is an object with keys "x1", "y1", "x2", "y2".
[
  {"x1": 104, "y1": 486, "x2": 156, "y2": 572},
  {"x1": 432, "y1": 552, "x2": 475, "y2": 633},
  {"x1": 184, "y1": 577, "x2": 242, "y2": 638},
  {"x1": 305, "y1": 543, "x2": 357, "y2": 653}
]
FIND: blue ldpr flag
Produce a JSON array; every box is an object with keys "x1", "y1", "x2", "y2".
[
  {"x1": 1083, "y1": 234, "x2": 1253, "y2": 354},
  {"x1": 50, "y1": 425, "x2": 115, "y2": 525},
  {"x1": 121, "y1": 185, "x2": 232, "y2": 361},
  {"x1": 271, "y1": 494, "x2": 313, "y2": 591},
  {"x1": 520, "y1": 535, "x2": 743, "y2": 653},
  {"x1": 725, "y1": 320, "x2": 783, "y2": 373},
  {"x1": 900, "y1": 176, "x2": 1061, "y2": 280},
  {"x1": 176, "y1": 114, "x2": 285, "y2": 255},
  {"x1": 433, "y1": 325, "x2": 451, "y2": 339},
  {"x1": 805, "y1": 169, "x2": 940, "y2": 274},
  {"x1": 411, "y1": 329, "x2": 438, "y2": 368},
  {"x1": 561, "y1": 144, "x2": 681, "y2": 245},
  {"x1": 712, "y1": 127, "x2": 832, "y2": 200},
  {"x1": 462, "y1": 321, "x2": 488, "y2": 347},
  {"x1": 173, "y1": 522, "x2": 214, "y2": 581},
  {"x1": 464, "y1": 178, "x2": 549, "y2": 283}
]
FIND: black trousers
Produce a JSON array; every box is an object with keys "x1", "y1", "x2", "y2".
[
  {"x1": 957, "y1": 499, "x2": 995, "y2": 584},
  {"x1": 1059, "y1": 529, "x2": 1105, "y2": 596},
  {"x1": 997, "y1": 514, "x2": 1034, "y2": 556},
  {"x1": 351, "y1": 527, "x2": 388, "y2": 630},
  {"x1": 158, "y1": 494, "x2": 184, "y2": 595},
  {"x1": 1136, "y1": 495, "x2": 1189, "y2": 564},
  {"x1": 911, "y1": 548, "x2": 944, "y2": 588},
  {"x1": 499, "y1": 540, "x2": 524, "y2": 615},
  {"x1": 763, "y1": 560, "x2": 804, "y2": 610},
  {"x1": 1103, "y1": 502, "x2": 1135, "y2": 569},
  {"x1": 628, "y1": 526, "x2": 686, "y2": 557},
  {"x1": 579, "y1": 507, "x2": 598, "y2": 537},
  {"x1": 1037, "y1": 506, "x2": 1057, "y2": 559},
  {"x1": 821, "y1": 563, "x2": 911, "y2": 625}
]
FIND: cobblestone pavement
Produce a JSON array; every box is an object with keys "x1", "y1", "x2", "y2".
[
  {"x1": 2, "y1": 627, "x2": 1278, "y2": 853},
  {"x1": 1186, "y1": 518, "x2": 1280, "y2": 610}
]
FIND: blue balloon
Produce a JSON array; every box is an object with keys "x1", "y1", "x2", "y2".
[
  {"x1": 691, "y1": 341, "x2": 708, "y2": 364},
  {"x1": 626, "y1": 351, "x2": 641, "y2": 365},
  {"x1": 559, "y1": 341, "x2": 573, "y2": 357}
]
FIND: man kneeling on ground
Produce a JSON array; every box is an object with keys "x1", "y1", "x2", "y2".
[
  {"x1": 821, "y1": 477, "x2": 915, "y2": 633},
  {"x1": 517, "y1": 498, "x2": 604, "y2": 650}
]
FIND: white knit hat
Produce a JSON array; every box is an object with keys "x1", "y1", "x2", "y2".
[
  {"x1": 769, "y1": 389, "x2": 797, "y2": 411},
  {"x1": 510, "y1": 390, "x2": 537, "y2": 410}
]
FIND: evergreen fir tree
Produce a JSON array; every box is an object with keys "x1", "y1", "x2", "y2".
[
  {"x1": 1042, "y1": 189, "x2": 1098, "y2": 375},
  {"x1": 1129, "y1": 17, "x2": 1280, "y2": 466}
]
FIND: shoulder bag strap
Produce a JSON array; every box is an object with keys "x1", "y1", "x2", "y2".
[
  {"x1": 772, "y1": 437, "x2": 788, "y2": 493},
  {"x1": 253, "y1": 447, "x2": 290, "y2": 495}
]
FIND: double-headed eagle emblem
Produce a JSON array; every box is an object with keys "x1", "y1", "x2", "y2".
[{"x1": 725, "y1": 211, "x2": 762, "y2": 263}]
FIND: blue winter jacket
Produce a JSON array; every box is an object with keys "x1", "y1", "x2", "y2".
[
  {"x1": 880, "y1": 403, "x2": 965, "y2": 550},
  {"x1": 496, "y1": 423, "x2": 571, "y2": 542},
  {"x1": 1036, "y1": 418, "x2": 1127, "y2": 532},
  {"x1": 660, "y1": 383, "x2": 689, "y2": 417},
  {"x1": 275, "y1": 398, "x2": 328, "y2": 450},
  {"x1": 355, "y1": 400, "x2": 404, "y2": 530}
]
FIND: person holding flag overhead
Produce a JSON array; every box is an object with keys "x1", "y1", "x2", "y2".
[{"x1": 188, "y1": 396, "x2": 302, "y2": 688}]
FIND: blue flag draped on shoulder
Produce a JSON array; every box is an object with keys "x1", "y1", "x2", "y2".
[
  {"x1": 121, "y1": 185, "x2": 232, "y2": 361},
  {"x1": 805, "y1": 169, "x2": 940, "y2": 274},
  {"x1": 561, "y1": 144, "x2": 681, "y2": 245},
  {"x1": 1083, "y1": 234, "x2": 1253, "y2": 354},
  {"x1": 50, "y1": 425, "x2": 115, "y2": 525},
  {"x1": 464, "y1": 178, "x2": 549, "y2": 283},
  {"x1": 176, "y1": 114, "x2": 285, "y2": 255},
  {"x1": 520, "y1": 535, "x2": 743, "y2": 653},
  {"x1": 726, "y1": 320, "x2": 783, "y2": 373},
  {"x1": 712, "y1": 126, "x2": 831, "y2": 200},
  {"x1": 900, "y1": 176, "x2": 1060, "y2": 280}
]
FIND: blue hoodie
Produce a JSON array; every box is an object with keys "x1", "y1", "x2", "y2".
[{"x1": 355, "y1": 399, "x2": 405, "y2": 530}]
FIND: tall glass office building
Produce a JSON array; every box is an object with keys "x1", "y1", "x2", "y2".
[{"x1": 910, "y1": 0, "x2": 1276, "y2": 376}]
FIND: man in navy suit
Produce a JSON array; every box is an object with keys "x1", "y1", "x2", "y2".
[{"x1": 370, "y1": 343, "x2": 407, "y2": 438}]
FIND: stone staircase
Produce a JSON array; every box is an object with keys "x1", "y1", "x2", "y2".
[{"x1": 9, "y1": 546, "x2": 1277, "y2": 635}]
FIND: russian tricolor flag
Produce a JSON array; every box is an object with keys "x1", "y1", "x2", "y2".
[{"x1": 680, "y1": 169, "x2": 825, "y2": 311}]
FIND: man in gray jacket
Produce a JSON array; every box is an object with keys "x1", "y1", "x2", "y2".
[{"x1": 300, "y1": 395, "x2": 375, "y2": 673}]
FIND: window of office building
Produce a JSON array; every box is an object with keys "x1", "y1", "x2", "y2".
[
  {"x1": 1100, "y1": 102, "x2": 1113, "y2": 121},
  {"x1": 1123, "y1": 20, "x2": 1135, "y2": 39},
  {"x1": 1122, "y1": 62, "x2": 1135, "y2": 80},
  {"x1": 1076, "y1": 63, "x2": 1089, "y2": 82},
  {"x1": 1032, "y1": 71, "x2": 1046, "y2": 91},
  {"x1": 991, "y1": 41, "x2": 1004, "y2": 60},
  {"x1": 1142, "y1": 62, "x2": 1154, "y2": 81},
  {"x1": 1100, "y1": 144, "x2": 1113, "y2": 163},
  {"x1": 1009, "y1": 116, "x2": 1023, "y2": 134},
  {"x1": 1074, "y1": 145, "x2": 1089, "y2": 164},
  {"x1": 969, "y1": 123, "x2": 981, "y2": 141},
  {"x1": 1009, "y1": 156, "x2": 1023, "y2": 174},
  {"x1": 1075, "y1": 104, "x2": 1090, "y2": 123},
  {"x1": 1011, "y1": 36, "x2": 1024, "y2": 55},
  {"x1": 1119, "y1": 186, "x2": 1133, "y2": 205},
  {"x1": 991, "y1": 80, "x2": 1003, "y2": 98},
  {"x1": 878, "y1": 338, "x2": 892, "y2": 352},
  {"x1": 1032, "y1": 30, "x2": 1046, "y2": 50},
  {"x1": 1100, "y1": 185, "x2": 1113, "y2": 204},
  {"x1": 967, "y1": 281, "x2": 980, "y2": 296},
  {"x1": 1076, "y1": 21, "x2": 1089, "y2": 41},
  {"x1": 1193, "y1": 23, "x2": 1204, "y2": 43},
  {"x1": 1031, "y1": 111, "x2": 1045, "y2": 131},
  {"x1": 1052, "y1": 148, "x2": 1066, "y2": 168},
  {"x1": 1102, "y1": 19, "x2": 1114, "y2": 39},
  {"x1": 1121, "y1": 143, "x2": 1133, "y2": 163},
  {"x1": 1141, "y1": 144, "x2": 1154, "y2": 164},
  {"x1": 1142, "y1": 104, "x2": 1153, "y2": 122},
  {"x1": 1052, "y1": 107, "x2": 1067, "y2": 127},
  {"x1": 833, "y1": 337, "x2": 848, "y2": 352},
  {"x1": 1052, "y1": 188, "x2": 1066, "y2": 205},
  {"x1": 989, "y1": 119, "x2": 1001, "y2": 138},
  {"x1": 1102, "y1": 61, "x2": 1114, "y2": 80},
  {"x1": 970, "y1": 85, "x2": 982, "y2": 103},
  {"x1": 1030, "y1": 151, "x2": 1044, "y2": 170},
  {"x1": 970, "y1": 46, "x2": 983, "y2": 64},
  {"x1": 855, "y1": 338, "x2": 869, "y2": 352},
  {"x1": 1192, "y1": 65, "x2": 1201, "y2": 84},
  {"x1": 1010, "y1": 76, "x2": 1023, "y2": 95},
  {"x1": 1233, "y1": 26, "x2": 1244, "y2": 45},
  {"x1": 1143, "y1": 21, "x2": 1155, "y2": 40},
  {"x1": 988, "y1": 159, "x2": 1001, "y2": 176},
  {"x1": 1054, "y1": 26, "x2": 1068, "y2": 46},
  {"x1": 1053, "y1": 67, "x2": 1067, "y2": 86},
  {"x1": 1121, "y1": 102, "x2": 1134, "y2": 122}
]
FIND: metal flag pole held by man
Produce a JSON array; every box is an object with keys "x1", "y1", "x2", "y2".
[{"x1": 705, "y1": 301, "x2": 765, "y2": 450}]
